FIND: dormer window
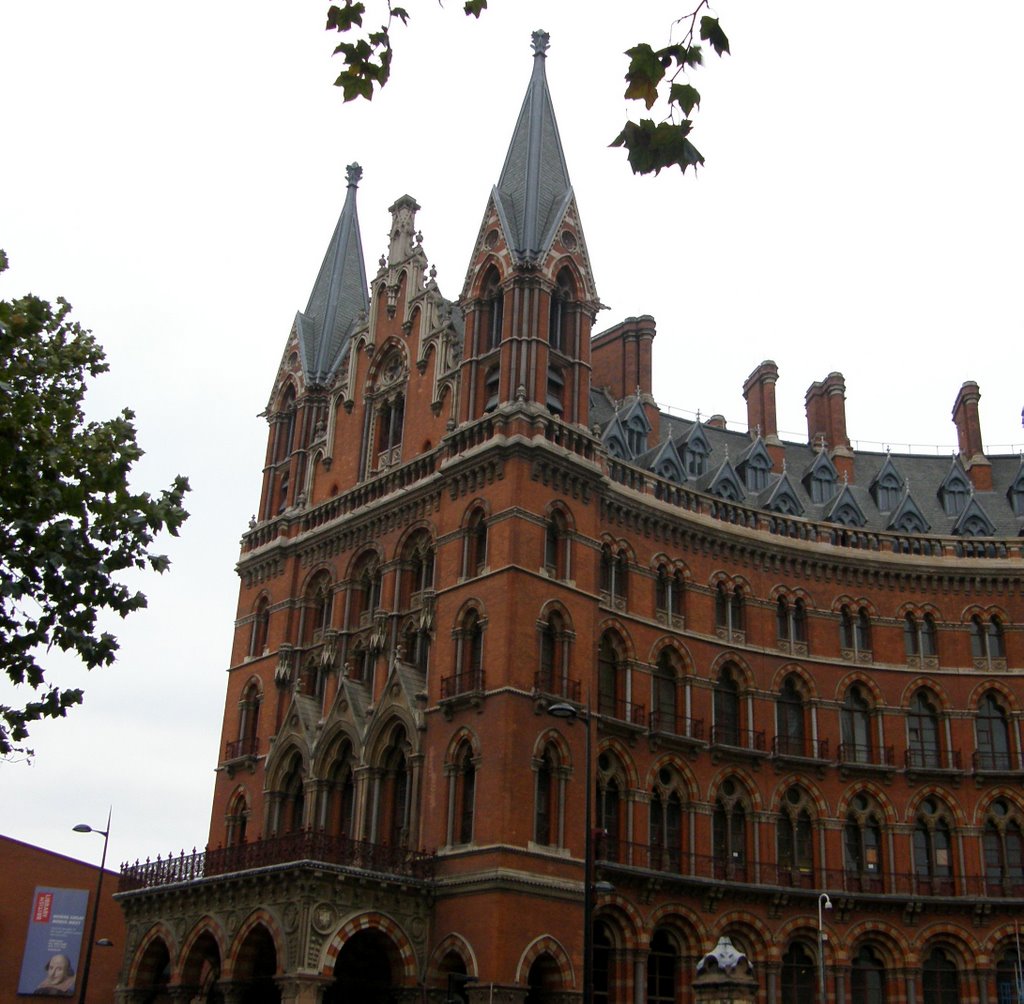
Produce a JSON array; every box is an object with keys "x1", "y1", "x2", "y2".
[
  {"x1": 875, "y1": 472, "x2": 902, "y2": 510},
  {"x1": 810, "y1": 466, "x2": 836, "y2": 504},
  {"x1": 626, "y1": 413, "x2": 647, "y2": 456},
  {"x1": 745, "y1": 454, "x2": 770, "y2": 492},
  {"x1": 939, "y1": 466, "x2": 971, "y2": 516},
  {"x1": 685, "y1": 442, "x2": 708, "y2": 478}
]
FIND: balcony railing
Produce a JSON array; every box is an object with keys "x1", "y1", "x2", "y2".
[
  {"x1": 710, "y1": 725, "x2": 766, "y2": 752},
  {"x1": 596, "y1": 696, "x2": 646, "y2": 726},
  {"x1": 596, "y1": 840, "x2": 1024, "y2": 899},
  {"x1": 904, "y1": 747, "x2": 963, "y2": 771},
  {"x1": 974, "y1": 750, "x2": 1019, "y2": 772},
  {"x1": 440, "y1": 669, "x2": 485, "y2": 699},
  {"x1": 837, "y1": 742, "x2": 895, "y2": 767},
  {"x1": 533, "y1": 672, "x2": 582, "y2": 703},
  {"x1": 224, "y1": 736, "x2": 260, "y2": 761},
  {"x1": 772, "y1": 735, "x2": 829, "y2": 759},
  {"x1": 649, "y1": 710, "x2": 705, "y2": 741},
  {"x1": 118, "y1": 831, "x2": 436, "y2": 892}
]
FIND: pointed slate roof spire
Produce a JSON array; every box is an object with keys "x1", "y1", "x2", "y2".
[
  {"x1": 296, "y1": 163, "x2": 370, "y2": 384},
  {"x1": 493, "y1": 30, "x2": 574, "y2": 264}
]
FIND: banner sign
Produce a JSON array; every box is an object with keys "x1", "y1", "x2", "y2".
[{"x1": 17, "y1": 887, "x2": 89, "y2": 996}]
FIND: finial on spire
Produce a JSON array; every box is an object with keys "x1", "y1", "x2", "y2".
[
  {"x1": 346, "y1": 163, "x2": 363, "y2": 187},
  {"x1": 531, "y1": 29, "x2": 550, "y2": 56}
]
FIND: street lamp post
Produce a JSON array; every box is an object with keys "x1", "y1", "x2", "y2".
[
  {"x1": 73, "y1": 809, "x2": 111, "y2": 1004},
  {"x1": 548, "y1": 700, "x2": 595, "y2": 1004},
  {"x1": 817, "y1": 892, "x2": 832, "y2": 1004}
]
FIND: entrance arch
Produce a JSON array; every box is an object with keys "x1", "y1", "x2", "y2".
[{"x1": 324, "y1": 929, "x2": 404, "y2": 1004}]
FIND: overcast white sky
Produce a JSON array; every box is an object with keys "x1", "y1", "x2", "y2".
[{"x1": 2, "y1": 1, "x2": 1022, "y2": 872}]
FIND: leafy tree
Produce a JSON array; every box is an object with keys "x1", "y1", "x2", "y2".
[
  {"x1": 0, "y1": 251, "x2": 190, "y2": 756},
  {"x1": 326, "y1": 0, "x2": 729, "y2": 175}
]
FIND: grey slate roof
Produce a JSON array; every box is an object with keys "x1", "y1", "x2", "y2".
[
  {"x1": 296, "y1": 163, "x2": 370, "y2": 385},
  {"x1": 591, "y1": 388, "x2": 1024, "y2": 537},
  {"x1": 493, "y1": 31, "x2": 574, "y2": 265}
]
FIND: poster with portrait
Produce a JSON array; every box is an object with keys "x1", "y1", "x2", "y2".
[{"x1": 17, "y1": 887, "x2": 89, "y2": 996}]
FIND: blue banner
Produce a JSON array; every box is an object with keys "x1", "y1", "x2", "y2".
[{"x1": 17, "y1": 887, "x2": 89, "y2": 997}]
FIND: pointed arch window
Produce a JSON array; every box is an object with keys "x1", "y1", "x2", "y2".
[
  {"x1": 712, "y1": 778, "x2": 747, "y2": 879},
  {"x1": 715, "y1": 583, "x2": 744, "y2": 641},
  {"x1": 984, "y1": 799, "x2": 1024, "y2": 893},
  {"x1": 481, "y1": 267, "x2": 504, "y2": 351},
  {"x1": 777, "y1": 786, "x2": 814, "y2": 883},
  {"x1": 452, "y1": 609, "x2": 484, "y2": 695},
  {"x1": 465, "y1": 508, "x2": 487, "y2": 578},
  {"x1": 449, "y1": 740, "x2": 476, "y2": 846},
  {"x1": 647, "y1": 929, "x2": 678, "y2": 1004},
  {"x1": 534, "y1": 745, "x2": 559, "y2": 846},
  {"x1": 537, "y1": 611, "x2": 570, "y2": 697},
  {"x1": 941, "y1": 474, "x2": 969, "y2": 516},
  {"x1": 599, "y1": 545, "x2": 629, "y2": 608},
  {"x1": 233, "y1": 680, "x2": 262, "y2": 760},
  {"x1": 713, "y1": 666, "x2": 741, "y2": 747},
  {"x1": 545, "y1": 366, "x2": 564, "y2": 416},
  {"x1": 649, "y1": 786, "x2": 683, "y2": 872},
  {"x1": 401, "y1": 532, "x2": 435, "y2": 605},
  {"x1": 976, "y1": 692, "x2": 1013, "y2": 771},
  {"x1": 776, "y1": 596, "x2": 808, "y2": 652},
  {"x1": 655, "y1": 566, "x2": 684, "y2": 626},
  {"x1": 913, "y1": 798, "x2": 954, "y2": 893},
  {"x1": 903, "y1": 612, "x2": 938, "y2": 662},
  {"x1": 810, "y1": 465, "x2": 837, "y2": 504},
  {"x1": 597, "y1": 632, "x2": 628, "y2": 720},
  {"x1": 365, "y1": 349, "x2": 407, "y2": 475},
  {"x1": 744, "y1": 453, "x2": 770, "y2": 492},
  {"x1": 781, "y1": 943, "x2": 816, "y2": 1004},
  {"x1": 775, "y1": 675, "x2": 806, "y2": 757},
  {"x1": 840, "y1": 604, "x2": 872, "y2": 659},
  {"x1": 549, "y1": 269, "x2": 575, "y2": 355},
  {"x1": 844, "y1": 793, "x2": 883, "y2": 890},
  {"x1": 684, "y1": 439, "x2": 708, "y2": 478},
  {"x1": 279, "y1": 753, "x2": 306, "y2": 834},
  {"x1": 971, "y1": 614, "x2": 1006, "y2": 667},
  {"x1": 322, "y1": 742, "x2": 356, "y2": 837},
  {"x1": 907, "y1": 690, "x2": 942, "y2": 769},
  {"x1": 850, "y1": 946, "x2": 886, "y2": 1004},
  {"x1": 375, "y1": 727, "x2": 410, "y2": 847},
  {"x1": 250, "y1": 598, "x2": 270, "y2": 658},
  {"x1": 651, "y1": 650, "x2": 679, "y2": 733},
  {"x1": 922, "y1": 948, "x2": 959, "y2": 1004},
  {"x1": 544, "y1": 509, "x2": 570, "y2": 580},
  {"x1": 225, "y1": 790, "x2": 250, "y2": 848},
  {"x1": 875, "y1": 471, "x2": 902, "y2": 511},
  {"x1": 303, "y1": 573, "x2": 334, "y2": 644},
  {"x1": 840, "y1": 684, "x2": 873, "y2": 764},
  {"x1": 596, "y1": 755, "x2": 622, "y2": 862}
]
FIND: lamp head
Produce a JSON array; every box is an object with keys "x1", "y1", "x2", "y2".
[
  {"x1": 547, "y1": 702, "x2": 577, "y2": 720},
  {"x1": 821, "y1": 892, "x2": 833, "y2": 910},
  {"x1": 73, "y1": 824, "x2": 93, "y2": 833}
]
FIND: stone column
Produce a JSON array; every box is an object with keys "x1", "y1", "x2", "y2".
[
  {"x1": 834, "y1": 967, "x2": 846, "y2": 1004},
  {"x1": 275, "y1": 973, "x2": 333, "y2": 1004},
  {"x1": 904, "y1": 966, "x2": 920, "y2": 1004},
  {"x1": 467, "y1": 984, "x2": 528, "y2": 1004},
  {"x1": 633, "y1": 950, "x2": 646, "y2": 1004}
]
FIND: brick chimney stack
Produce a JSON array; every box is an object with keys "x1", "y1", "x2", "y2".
[
  {"x1": 805, "y1": 372, "x2": 854, "y2": 481},
  {"x1": 952, "y1": 381, "x2": 993, "y2": 490},
  {"x1": 743, "y1": 360, "x2": 784, "y2": 466}
]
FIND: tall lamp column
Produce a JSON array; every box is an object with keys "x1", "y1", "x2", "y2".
[
  {"x1": 73, "y1": 808, "x2": 111, "y2": 1004},
  {"x1": 548, "y1": 700, "x2": 595, "y2": 1004},
  {"x1": 817, "y1": 892, "x2": 832, "y2": 1004}
]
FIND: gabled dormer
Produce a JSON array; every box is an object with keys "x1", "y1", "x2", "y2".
[
  {"x1": 678, "y1": 421, "x2": 711, "y2": 479},
  {"x1": 952, "y1": 495, "x2": 996, "y2": 537},
  {"x1": 761, "y1": 472, "x2": 805, "y2": 517},
  {"x1": 1007, "y1": 457, "x2": 1024, "y2": 517},
  {"x1": 601, "y1": 414, "x2": 629, "y2": 461},
  {"x1": 647, "y1": 437, "x2": 686, "y2": 484},
  {"x1": 825, "y1": 483, "x2": 867, "y2": 527},
  {"x1": 736, "y1": 436, "x2": 773, "y2": 493},
  {"x1": 869, "y1": 454, "x2": 904, "y2": 512},
  {"x1": 706, "y1": 458, "x2": 745, "y2": 502},
  {"x1": 888, "y1": 490, "x2": 930, "y2": 534},
  {"x1": 457, "y1": 31, "x2": 598, "y2": 427},
  {"x1": 620, "y1": 397, "x2": 653, "y2": 457},
  {"x1": 938, "y1": 456, "x2": 972, "y2": 517},
  {"x1": 802, "y1": 450, "x2": 839, "y2": 505}
]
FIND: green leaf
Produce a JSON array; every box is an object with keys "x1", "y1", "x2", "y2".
[
  {"x1": 392, "y1": 6, "x2": 409, "y2": 25},
  {"x1": 623, "y1": 44, "x2": 665, "y2": 110},
  {"x1": 669, "y1": 83, "x2": 701, "y2": 116},
  {"x1": 325, "y1": 1, "x2": 365, "y2": 32},
  {"x1": 611, "y1": 119, "x2": 704, "y2": 176},
  {"x1": 464, "y1": 0, "x2": 487, "y2": 17},
  {"x1": 700, "y1": 16, "x2": 731, "y2": 57}
]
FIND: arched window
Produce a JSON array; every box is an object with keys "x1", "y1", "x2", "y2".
[
  {"x1": 366, "y1": 349, "x2": 407, "y2": 475},
  {"x1": 465, "y1": 509, "x2": 487, "y2": 577},
  {"x1": 922, "y1": 947, "x2": 959, "y2": 1004},
  {"x1": 268, "y1": 385, "x2": 297, "y2": 517},
  {"x1": 713, "y1": 666, "x2": 741, "y2": 747},
  {"x1": 279, "y1": 753, "x2": 306, "y2": 834},
  {"x1": 775, "y1": 674, "x2": 806, "y2": 757},
  {"x1": 376, "y1": 726, "x2": 410, "y2": 847},
  {"x1": 303, "y1": 573, "x2": 334, "y2": 644},
  {"x1": 401, "y1": 532, "x2": 435, "y2": 605},
  {"x1": 651, "y1": 650, "x2": 679, "y2": 733},
  {"x1": 544, "y1": 510, "x2": 570, "y2": 580},
  {"x1": 226, "y1": 790, "x2": 249, "y2": 848},
  {"x1": 913, "y1": 798, "x2": 954, "y2": 894},
  {"x1": 647, "y1": 929, "x2": 678, "y2": 1004},
  {"x1": 907, "y1": 690, "x2": 942, "y2": 769},
  {"x1": 713, "y1": 778, "x2": 747, "y2": 879},
  {"x1": 250, "y1": 598, "x2": 270, "y2": 657},
  {"x1": 650, "y1": 769, "x2": 684, "y2": 872},
  {"x1": 534, "y1": 745, "x2": 558, "y2": 846},
  {"x1": 904, "y1": 612, "x2": 939, "y2": 662},
  {"x1": 453, "y1": 610, "x2": 484, "y2": 694},
  {"x1": 549, "y1": 269, "x2": 575, "y2": 354},
  {"x1": 235, "y1": 680, "x2": 262, "y2": 758},
  {"x1": 593, "y1": 922, "x2": 614, "y2": 1004},
  {"x1": 841, "y1": 684, "x2": 873, "y2": 764},
  {"x1": 984, "y1": 799, "x2": 1024, "y2": 894},
  {"x1": 596, "y1": 753, "x2": 623, "y2": 862},
  {"x1": 450, "y1": 741, "x2": 476, "y2": 845},
  {"x1": 850, "y1": 946, "x2": 886, "y2": 1004},
  {"x1": 538, "y1": 611, "x2": 567, "y2": 696},
  {"x1": 483, "y1": 365, "x2": 500, "y2": 413},
  {"x1": 481, "y1": 267, "x2": 504, "y2": 351},
  {"x1": 323, "y1": 741, "x2": 356, "y2": 837},
  {"x1": 600, "y1": 545, "x2": 629, "y2": 607},
  {"x1": 656, "y1": 566, "x2": 684, "y2": 624},
  {"x1": 715, "y1": 583, "x2": 744, "y2": 640},
  {"x1": 977, "y1": 692, "x2": 1012, "y2": 771},
  {"x1": 780, "y1": 943, "x2": 816, "y2": 1004},
  {"x1": 972, "y1": 614, "x2": 1007, "y2": 666},
  {"x1": 597, "y1": 632, "x2": 626, "y2": 720},
  {"x1": 996, "y1": 949, "x2": 1024, "y2": 1004},
  {"x1": 777, "y1": 786, "x2": 814, "y2": 884},
  {"x1": 844, "y1": 793, "x2": 883, "y2": 890}
]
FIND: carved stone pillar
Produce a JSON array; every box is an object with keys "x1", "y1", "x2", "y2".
[
  {"x1": 467, "y1": 983, "x2": 528, "y2": 1004},
  {"x1": 275, "y1": 973, "x2": 333, "y2": 1003}
]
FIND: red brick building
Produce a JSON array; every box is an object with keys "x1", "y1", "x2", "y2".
[
  {"x1": 0, "y1": 835, "x2": 124, "y2": 1003},
  {"x1": 116, "y1": 32, "x2": 1024, "y2": 1004}
]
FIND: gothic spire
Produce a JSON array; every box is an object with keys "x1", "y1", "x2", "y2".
[
  {"x1": 493, "y1": 30, "x2": 574, "y2": 264},
  {"x1": 296, "y1": 163, "x2": 370, "y2": 385}
]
